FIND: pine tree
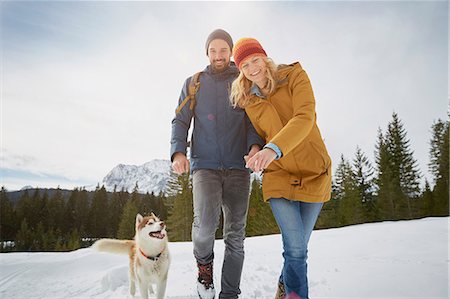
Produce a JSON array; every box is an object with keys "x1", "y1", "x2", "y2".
[
  {"x1": 353, "y1": 146, "x2": 374, "y2": 203},
  {"x1": 54, "y1": 228, "x2": 66, "y2": 251},
  {"x1": 245, "y1": 177, "x2": 279, "y2": 236},
  {"x1": 117, "y1": 199, "x2": 139, "y2": 239},
  {"x1": 28, "y1": 189, "x2": 47, "y2": 231},
  {"x1": 420, "y1": 180, "x2": 434, "y2": 217},
  {"x1": 15, "y1": 190, "x2": 49, "y2": 250},
  {"x1": 15, "y1": 219, "x2": 32, "y2": 251},
  {"x1": 63, "y1": 188, "x2": 78, "y2": 235},
  {"x1": 333, "y1": 155, "x2": 364, "y2": 225},
  {"x1": 43, "y1": 227, "x2": 57, "y2": 251},
  {"x1": 33, "y1": 222, "x2": 46, "y2": 251},
  {"x1": 47, "y1": 188, "x2": 65, "y2": 230},
  {"x1": 375, "y1": 113, "x2": 422, "y2": 220},
  {"x1": 0, "y1": 187, "x2": 16, "y2": 242},
  {"x1": 88, "y1": 185, "x2": 109, "y2": 237},
  {"x1": 67, "y1": 228, "x2": 81, "y2": 250},
  {"x1": 375, "y1": 127, "x2": 397, "y2": 219},
  {"x1": 385, "y1": 113, "x2": 421, "y2": 218},
  {"x1": 165, "y1": 172, "x2": 193, "y2": 242},
  {"x1": 139, "y1": 192, "x2": 155, "y2": 216},
  {"x1": 153, "y1": 193, "x2": 168, "y2": 221},
  {"x1": 353, "y1": 146, "x2": 376, "y2": 221},
  {"x1": 334, "y1": 155, "x2": 351, "y2": 201},
  {"x1": 75, "y1": 188, "x2": 89, "y2": 236},
  {"x1": 39, "y1": 191, "x2": 50, "y2": 230},
  {"x1": 428, "y1": 119, "x2": 449, "y2": 216},
  {"x1": 109, "y1": 186, "x2": 128, "y2": 237},
  {"x1": 318, "y1": 177, "x2": 342, "y2": 228},
  {"x1": 130, "y1": 182, "x2": 142, "y2": 211},
  {"x1": 15, "y1": 190, "x2": 32, "y2": 228},
  {"x1": 429, "y1": 120, "x2": 448, "y2": 183}
]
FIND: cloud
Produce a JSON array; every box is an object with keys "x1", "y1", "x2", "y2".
[
  {"x1": 1, "y1": 149, "x2": 37, "y2": 170},
  {"x1": 1, "y1": 1, "x2": 447, "y2": 189}
]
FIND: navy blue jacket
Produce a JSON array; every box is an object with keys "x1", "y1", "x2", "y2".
[{"x1": 170, "y1": 63, "x2": 263, "y2": 171}]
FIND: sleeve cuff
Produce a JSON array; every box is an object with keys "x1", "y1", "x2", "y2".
[{"x1": 264, "y1": 143, "x2": 282, "y2": 160}]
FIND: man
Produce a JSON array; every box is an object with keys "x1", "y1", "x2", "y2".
[{"x1": 170, "y1": 29, "x2": 262, "y2": 299}]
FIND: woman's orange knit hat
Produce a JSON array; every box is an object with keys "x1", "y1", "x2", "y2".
[{"x1": 233, "y1": 38, "x2": 267, "y2": 69}]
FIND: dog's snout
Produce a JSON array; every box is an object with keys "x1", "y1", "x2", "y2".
[{"x1": 160, "y1": 222, "x2": 165, "y2": 228}]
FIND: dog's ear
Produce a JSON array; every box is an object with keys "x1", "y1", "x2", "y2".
[
  {"x1": 151, "y1": 212, "x2": 156, "y2": 218},
  {"x1": 136, "y1": 213, "x2": 144, "y2": 226}
]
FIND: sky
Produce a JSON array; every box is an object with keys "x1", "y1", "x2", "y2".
[
  {"x1": 1, "y1": 1, "x2": 448, "y2": 191},
  {"x1": 0, "y1": 217, "x2": 447, "y2": 298}
]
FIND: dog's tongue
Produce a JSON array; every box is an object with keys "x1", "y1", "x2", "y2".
[{"x1": 149, "y1": 231, "x2": 165, "y2": 239}]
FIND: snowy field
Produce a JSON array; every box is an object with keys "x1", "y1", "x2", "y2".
[{"x1": 0, "y1": 217, "x2": 448, "y2": 299}]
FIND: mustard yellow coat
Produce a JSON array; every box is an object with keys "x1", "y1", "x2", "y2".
[{"x1": 244, "y1": 62, "x2": 332, "y2": 203}]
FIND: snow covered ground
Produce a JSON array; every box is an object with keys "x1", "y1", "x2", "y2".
[{"x1": 0, "y1": 217, "x2": 448, "y2": 299}]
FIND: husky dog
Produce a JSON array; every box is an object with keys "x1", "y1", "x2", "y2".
[{"x1": 92, "y1": 213, "x2": 170, "y2": 299}]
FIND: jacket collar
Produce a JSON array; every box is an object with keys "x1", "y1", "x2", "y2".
[
  {"x1": 250, "y1": 78, "x2": 289, "y2": 99},
  {"x1": 250, "y1": 84, "x2": 266, "y2": 99}
]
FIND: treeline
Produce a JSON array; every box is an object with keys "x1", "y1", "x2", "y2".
[
  {"x1": 0, "y1": 184, "x2": 168, "y2": 252},
  {"x1": 1, "y1": 113, "x2": 448, "y2": 249},
  {"x1": 165, "y1": 113, "x2": 449, "y2": 240},
  {"x1": 318, "y1": 113, "x2": 448, "y2": 227}
]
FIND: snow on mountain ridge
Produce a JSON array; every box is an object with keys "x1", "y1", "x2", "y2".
[
  {"x1": 20, "y1": 185, "x2": 34, "y2": 191},
  {"x1": 142, "y1": 159, "x2": 171, "y2": 173},
  {"x1": 102, "y1": 159, "x2": 261, "y2": 195},
  {"x1": 102, "y1": 159, "x2": 172, "y2": 194}
]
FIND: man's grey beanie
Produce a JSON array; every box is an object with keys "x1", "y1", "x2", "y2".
[{"x1": 205, "y1": 29, "x2": 233, "y2": 55}]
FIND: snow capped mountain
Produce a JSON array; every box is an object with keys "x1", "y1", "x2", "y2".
[
  {"x1": 20, "y1": 185, "x2": 34, "y2": 191},
  {"x1": 102, "y1": 159, "x2": 261, "y2": 195},
  {"x1": 102, "y1": 159, "x2": 172, "y2": 195}
]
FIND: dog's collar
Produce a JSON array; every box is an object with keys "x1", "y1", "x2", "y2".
[{"x1": 139, "y1": 247, "x2": 162, "y2": 261}]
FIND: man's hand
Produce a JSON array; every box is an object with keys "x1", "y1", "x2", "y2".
[
  {"x1": 246, "y1": 148, "x2": 277, "y2": 173},
  {"x1": 172, "y1": 152, "x2": 190, "y2": 174},
  {"x1": 244, "y1": 144, "x2": 262, "y2": 165}
]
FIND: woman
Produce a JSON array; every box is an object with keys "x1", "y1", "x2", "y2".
[{"x1": 230, "y1": 38, "x2": 332, "y2": 299}]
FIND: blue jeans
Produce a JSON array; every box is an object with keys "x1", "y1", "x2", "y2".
[{"x1": 269, "y1": 198, "x2": 323, "y2": 299}]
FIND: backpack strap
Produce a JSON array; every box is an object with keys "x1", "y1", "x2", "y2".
[{"x1": 175, "y1": 71, "x2": 202, "y2": 115}]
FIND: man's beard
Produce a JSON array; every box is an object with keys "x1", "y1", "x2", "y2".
[{"x1": 211, "y1": 59, "x2": 229, "y2": 73}]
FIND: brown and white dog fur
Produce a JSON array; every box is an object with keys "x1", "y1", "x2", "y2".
[{"x1": 92, "y1": 213, "x2": 170, "y2": 299}]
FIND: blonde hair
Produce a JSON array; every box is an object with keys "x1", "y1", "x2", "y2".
[{"x1": 230, "y1": 57, "x2": 278, "y2": 108}]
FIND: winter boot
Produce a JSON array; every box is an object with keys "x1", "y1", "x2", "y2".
[
  {"x1": 275, "y1": 281, "x2": 286, "y2": 299},
  {"x1": 197, "y1": 262, "x2": 215, "y2": 299}
]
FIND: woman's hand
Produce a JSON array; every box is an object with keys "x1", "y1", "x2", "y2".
[
  {"x1": 244, "y1": 144, "x2": 262, "y2": 165},
  {"x1": 246, "y1": 148, "x2": 277, "y2": 173}
]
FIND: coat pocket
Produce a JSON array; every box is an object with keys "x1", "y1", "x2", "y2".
[
  {"x1": 309, "y1": 140, "x2": 331, "y2": 172},
  {"x1": 291, "y1": 140, "x2": 329, "y2": 177}
]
